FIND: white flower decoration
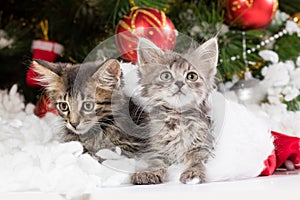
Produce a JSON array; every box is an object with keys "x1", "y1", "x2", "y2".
[
  {"x1": 259, "y1": 50, "x2": 279, "y2": 64},
  {"x1": 282, "y1": 86, "x2": 300, "y2": 101},
  {"x1": 261, "y1": 62, "x2": 290, "y2": 87},
  {"x1": 290, "y1": 67, "x2": 300, "y2": 89},
  {"x1": 286, "y1": 20, "x2": 300, "y2": 36}
]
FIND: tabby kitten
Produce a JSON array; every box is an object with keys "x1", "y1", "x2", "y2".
[
  {"x1": 32, "y1": 59, "x2": 146, "y2": 159},
  {"x1": 131, "y1": 38, "x2": 218, "y2": 184}
]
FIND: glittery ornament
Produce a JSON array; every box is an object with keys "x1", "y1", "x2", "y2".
[
  {"x1": 291, "y1": 12, "x2": 300, "y2": 27},
  {"x1": 115, "y1": 7, "x2": 176, "y2": 63},
  {"x1": 224, "y1": 0, "x2": 278, "y2": 30}
]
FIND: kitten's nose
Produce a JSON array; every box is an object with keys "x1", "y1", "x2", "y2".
[
  {"x1": 70, "y1": 121, "x2": 80, "y2": 129},
  {"x1": 175, "y1": 81, "x2": 184, "y2": 88}
]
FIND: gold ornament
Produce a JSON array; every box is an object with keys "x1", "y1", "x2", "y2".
[
  {"x1": 39, "y1": 20, "x2": 49, "y2": 41},
  {"x1": 291, "y1": 12, "x2": 300, "y2": 27}
]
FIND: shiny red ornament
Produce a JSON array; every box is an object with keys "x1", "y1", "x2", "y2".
[
  {"x1": 224, "y1": 0, "x2": 278, "y2": 30},
  {"x1": 34, "y1": 93, "x2": 58, "y2": 118},
  {"x1": 115, "y1": 7, "x2": 176, "y2": 63}
]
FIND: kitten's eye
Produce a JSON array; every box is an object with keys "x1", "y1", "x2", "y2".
[
  {"x1": 186, "y1": 72, "x2": 198, "y2": 81},
  {"x1": 160, "y1": 71, "x2": 172, "y2": 81},
  {"x1": 83, "y1": 101, "x2": 94, "y2": 111},
  {"x1": 58, "y1": 102, "x2": 69, "y2": 112}
]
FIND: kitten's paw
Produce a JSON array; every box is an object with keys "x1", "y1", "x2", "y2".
[
  {"x1": 131, "y1": 168, "x2": 166, "y2": 185},
  {"x1": 180, "y1": 168, "x2": 205, "y2": 184}
]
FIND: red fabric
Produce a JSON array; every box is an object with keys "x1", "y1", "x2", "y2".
[
  {"x1": 272, "y1": 131, "x2": 300, "y2": 169},
  {"x1": 26, "y1": 40, "x2": 60, "y2": 88},
  {"x1": 260, "y1": 150, "x2": 277, "y2": 176},
  {"x1": 260, "y1": 131, "x2": 300, "y2": 176}
]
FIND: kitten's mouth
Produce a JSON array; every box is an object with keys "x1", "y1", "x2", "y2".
[
  {"x1": 69, "y1": 127, "x2": 86, "y2": 135},
  {"x1": 173, "y1": 90, "x2": 185, "y2": 96},
  {"x1": 67, "y1": 124, "x2": 90, "y2": 135}
]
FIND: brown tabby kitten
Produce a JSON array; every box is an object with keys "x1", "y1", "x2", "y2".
[
  {"x1": 32, "y1": 59, "x2": 146, "y2": 159},
  {"x1": 131, "y1": 38, "x2": 218, "y2": 184}
]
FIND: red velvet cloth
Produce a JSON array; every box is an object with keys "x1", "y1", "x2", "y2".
[
  {"x1": 260, "y1": 131, "x2": 300, "y2": 176},
  {"x1": 260, "y1": 150, "x2": 277, "y2": 176}
]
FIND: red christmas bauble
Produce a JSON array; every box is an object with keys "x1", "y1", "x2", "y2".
[
  {"x1": 224, "y1": 0, "x2": 278, "y2": 30},
  {"x1": 34, "y1": 93, "x2": 58, "y2": 118},
  {"x1": 115, "y1": 7, "x2": 176, "y2": 63}
]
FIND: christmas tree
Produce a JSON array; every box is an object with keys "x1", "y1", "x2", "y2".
[{"x1": 1, "y1": 0, "x2": 300, "y2": 111}]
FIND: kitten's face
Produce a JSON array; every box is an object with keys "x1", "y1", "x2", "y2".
[
  {"x1": 32, "y1": 59, "x2": 121, "y2": 135},
  {"x1": 137, "y1": 37, "x2": 218, "y2": 109},
  {"x1": 53, "y1": 85, "x2": 112, "y2": 135},
  {"x1": 139, "y1": 56, "x2": 206, "y2": 108}
]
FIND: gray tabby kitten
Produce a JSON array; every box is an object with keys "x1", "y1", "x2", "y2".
[
  {"x1": 131, "y1": 38, "x2": 218, "y2": 184},
  {"x1": 32, "y1": 59, "x2": 146, "y2": 159}
]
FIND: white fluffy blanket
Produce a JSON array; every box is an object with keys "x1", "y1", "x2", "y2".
[{"x1": 0, "y1": 64, "x2": 275, "y2": 198}]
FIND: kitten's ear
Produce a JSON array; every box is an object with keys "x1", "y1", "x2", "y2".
[
  {"x1": 189, "y1": 38, "x2": 218, "y2": 81},
  {"x1": 32, "y1": 59, "x2": 62, "y2": 89},
  {"x1": 137, "y1": 37, "x2": 164, "y2": 66},
  {"x1": 92, "y1": 59, "x2": 121, "y2": 89}
]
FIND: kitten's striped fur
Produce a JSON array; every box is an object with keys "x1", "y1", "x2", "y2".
[
  {"x1": 32, "y1": 59, "x2": 147, "y2": 159},
  {"x1": 131, "y1": 38, "x2": 218, "y2": 184}
]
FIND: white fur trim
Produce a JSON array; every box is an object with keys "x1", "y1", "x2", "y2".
[
  {"x1": 31, "y1": 39, "x2": 64, "y2": 55},
  {"x1": 205, "y1": 92, "x2": 275, "y2": 182}
]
